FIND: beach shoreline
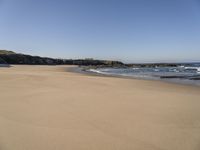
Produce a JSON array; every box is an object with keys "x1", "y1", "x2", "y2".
[{"x1": 69, "y1": 66, "x2": 200, "y2": 88}]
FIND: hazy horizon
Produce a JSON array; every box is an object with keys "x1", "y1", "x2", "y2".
[{"x1": 0, "y1": 0, "x2": 200, "y2": 63}]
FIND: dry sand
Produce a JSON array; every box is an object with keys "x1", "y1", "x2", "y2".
[{"x1": 0, "y1": 65, "x2": 200, "y2": 150}]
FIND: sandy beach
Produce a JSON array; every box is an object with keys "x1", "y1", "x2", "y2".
[{"x1": 0, "y1": 65, "x2": 200, "y2": 150}]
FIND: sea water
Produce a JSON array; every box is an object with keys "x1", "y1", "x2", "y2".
[{"x1": 88, "y1": 63, "x2": 200, "y2": 86}]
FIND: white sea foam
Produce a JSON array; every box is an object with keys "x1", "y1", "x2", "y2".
[
  {"x1": 89, "y1": 69, "x2": 103, "y2": 74},
  {"x1": 179, "y1": 65, "x2": 185, "y2": 68},
  {"x1": 173, "y1": 69, "x2": 179, "y2": 72},
  {"x1": 196, "y1": 67, "x2": 200, "y2": 73},
  {"x1": 185, "y1": 67, "x2": 196, "y2": 70},
  {"x1": 184, "y1": 67, "x2": 200, "y2": 72},
  {"x1": 88, "y1": 69, "x2": 112, "y2": 75},
  {"x1": 154, "y1": 69, "x2": 159, "y2": 72},
  {"x1": 132, "y1": 67, "x2": 139, "y2": 70}
]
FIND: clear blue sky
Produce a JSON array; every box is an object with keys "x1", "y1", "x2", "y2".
[{"x1": 0, "y1": 0, "x2": 200, "y2": 63}]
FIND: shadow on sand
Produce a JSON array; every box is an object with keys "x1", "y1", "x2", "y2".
[{"x1": 0, "y1": 64, "x2": 11, "y2": 67}]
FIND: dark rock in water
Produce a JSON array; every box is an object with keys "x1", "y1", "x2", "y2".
[
  {"x1": 160, "y1": 76, "x2": 186, "y2": 79},
  {"x1": 188, "y1": 75, "x2": 200, "y2": 80},
  {"x1": 160, "y1": 75, "x2": 200, "y2": 80},
  {"x1": 190, "y1": 78, "x2": 200, "y2": 80}
]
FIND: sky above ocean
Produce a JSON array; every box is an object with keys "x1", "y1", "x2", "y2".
[{"x1": 0, "y1": 0, "x2": 200, "y2": 63}]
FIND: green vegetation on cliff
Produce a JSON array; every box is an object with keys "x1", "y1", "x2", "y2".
[{"x1": 0, "y1": 50, "x2": 15, "y2": 55}]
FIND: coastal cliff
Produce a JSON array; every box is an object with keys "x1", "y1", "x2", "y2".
[
  {"x1": 0, "y1": 50, "x2": 194, "y2": 68},
  {"x1": 0, "y1": 50, "x2": 124, "y2": 67}
]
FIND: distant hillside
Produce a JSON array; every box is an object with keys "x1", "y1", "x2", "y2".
[
  {"x1": 0, "y1": 50, "x2": 16, "y2": 55},
  {"x1": 1, "y1": 50, "x2": 191, "y2": 68},
  {"x1": 0, "y1": 50, "x2": 124, "y2": 67}
]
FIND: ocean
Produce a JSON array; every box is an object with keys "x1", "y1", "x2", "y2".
[{"x1": 88, "y1": 63, "x2": 200, "y2": 86}]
